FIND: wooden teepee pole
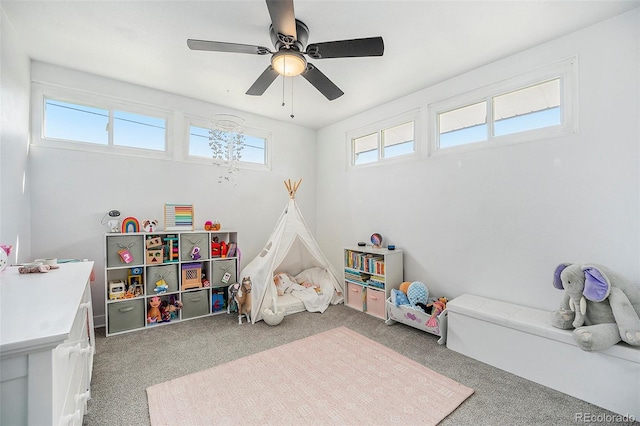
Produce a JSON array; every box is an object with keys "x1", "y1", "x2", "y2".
[{"x1": 284, "y1": 178, "x2": 303, "y2": 199}]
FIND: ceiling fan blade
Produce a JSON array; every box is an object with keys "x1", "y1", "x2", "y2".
[
  {"x1": 301, "y1": 64, "x2": 344, "y2": 101},
  {"x1": 246, "y1": 66, "x2": 279, "y2": 96},
  {"x1": 187, "y1": 39, "x2": 271, "y2": 55},
  {"x1": 266, "y1": 0, "x2": 297, "y2": 40},
  {"x1": 306, "y1": 37, "x2": 384, "y2": 59}
]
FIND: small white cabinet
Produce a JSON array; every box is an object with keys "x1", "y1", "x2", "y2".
[
  {"x1": 343, "y1": 246, "x2": 403, "y2": 320},
  {"x1": 0, "y1": 262, "x2": 95, "y2": 426}
]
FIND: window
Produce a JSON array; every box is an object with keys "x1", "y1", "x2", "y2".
[
  {"x1": 350, "y1": 111, "x2": 418, "y2": 167},
  {"x1": 188, "y1": 123, "x2": 269, "y2": 167},
  {"x1": 431, "y1": 57, "x2": 576, "y2": 155},
  {"x1": 42, "y1": 96, "x2": 168, "y2": 152},
  {"x1": 44, "y1": 99, "x2": 108, "y2": 145}
]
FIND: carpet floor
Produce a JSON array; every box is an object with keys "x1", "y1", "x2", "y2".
[
  {"x1": 147, "y1": 326, "x2": 473, "y2": 425},
  {"x1": 83, "y1": 304, "x2": 633, "y2": 425}
]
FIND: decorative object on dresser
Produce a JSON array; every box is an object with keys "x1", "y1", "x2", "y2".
[{"x1": 104, "y1": 230, "x2": 239, "y2": 335}]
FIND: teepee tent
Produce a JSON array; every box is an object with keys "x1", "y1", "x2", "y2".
[{"x1": 243, "y1": 179, "x2": 344, "y2": 323}]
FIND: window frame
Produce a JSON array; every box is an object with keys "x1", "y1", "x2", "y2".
[
  {"x1": 32, "y1": 83, "x2": 173, "y2": 159},
  {"x1": 428, "y1": 56, "x2": 578, "y2": 157},
  {"x1": 184, "y1": 115, "x2": 271, "y2": 171},
  {"x1": 347, "y1": 109, "x2": 420, "y2": 169}
]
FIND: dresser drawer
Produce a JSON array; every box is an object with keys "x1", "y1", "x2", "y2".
[
  {"x1": 108, "y1": 299, "x2": 145, "y2": 334},
  {"x1": 345, "y1": 282, "x2": 365, "y2": 312},
  {"x1": 366, "y1": 288, "x2": 386, "y2": 319},
  {"x1": 182, "y1": 289, "x2": 210, "y2": 319}
]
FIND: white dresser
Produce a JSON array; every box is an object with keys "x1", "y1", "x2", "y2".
[{"x1": 0, "y1": 262, "x2": 95, "y2": 426}]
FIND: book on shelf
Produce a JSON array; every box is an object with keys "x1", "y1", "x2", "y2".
[{"x1": 344, "y1": 250, "x2": 385, "y2": 273}]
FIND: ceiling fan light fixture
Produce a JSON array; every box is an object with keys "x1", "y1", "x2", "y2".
[{"x1": 271, "y1": 50, "x2": 307, "y2": 77}]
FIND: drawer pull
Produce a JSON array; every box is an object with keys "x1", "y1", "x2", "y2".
[
  {"x1": 119, "y1": 306, "x2": 134, "y2": 313},
  {"x1": 62, "y1": 343, "x2": 92, "y2": 358},
  {"x1": 76, "y1": 390, "x2": 91, "y2": 405},
  {"x1": 370, "y1": 295, "x2": 379, "y2": 300},
  {"x1": 62, "y1": 409, "x2": 82, "y2": 425},
  {"x1": 190, "y1": 296, "x2": 202, "y2": 302}
]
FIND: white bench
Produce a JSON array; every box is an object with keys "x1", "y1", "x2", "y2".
[{"x1": 446, "y1": 294, "x2": 640, "y2": 418}]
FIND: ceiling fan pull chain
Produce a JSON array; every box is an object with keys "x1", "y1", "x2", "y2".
[
  {"x1": 282, "y1": 74, "x2": 286, "y2": 107},
  {"x1": 290, "y1": 77, "x2": 295, "y2": 119}
]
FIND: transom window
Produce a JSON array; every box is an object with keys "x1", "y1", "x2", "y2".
[
  {"x1": 188, "y1": 124, "x2": 269, "y2": 167},
  {"x1": 431, "y1": 57, "x2": 576, "y2": 155},
  {"x1": 350, "y1": 111, "x2": 418, "y2": 167},
  {"x1": 43, "y1": 97, "x2": 167, "y2": 151}
]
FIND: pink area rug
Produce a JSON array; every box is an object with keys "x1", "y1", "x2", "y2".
[{"x1": 147, "y1": 327, "x2": 473, "y2": 425}]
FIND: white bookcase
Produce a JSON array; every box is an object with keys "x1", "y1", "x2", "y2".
[
  {"x1": 104, "y1": 230, "x2": 238, "y2": 336},
  {"x1": 343, "y1": 246, "x2": 403, "y2": 320}
]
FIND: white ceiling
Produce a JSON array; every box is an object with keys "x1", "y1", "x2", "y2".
[{"x1": 2, "y1": 0, "x2": 638, "y2": 129}]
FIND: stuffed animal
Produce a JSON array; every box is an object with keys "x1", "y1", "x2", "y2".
[
  {"x1": 148, "y1": 296, "x2": 162, "y2": 323},
  {"x1": 551, "y1": 263, "x2": 640, "y2": 351},
  {"x1": 426, "y1": 297, "x2": 448, "y2": 327},
  {"x1": 0, "y1": 245, "x2": 11, "y2": 272}
]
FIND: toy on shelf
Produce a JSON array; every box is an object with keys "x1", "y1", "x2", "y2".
[
  {"x1": 161, "y1": 295, "x2": 183, "y2": 321},
  {"x1": 163, "y1": 235, "x2": 179, "y2": 263},
  {"x1": 145, "y1": 235, "x2": 164, "y2": 264},
  {"x1": 204, "y1": 220, "x2": 221, "y2": 231},
  {"x1": 211, "y1": 237, "x2": 228, "y2": 258},
  {"x1": 181, "y1": 263, "x2": 202, "y2": 290},
  {"x1": 164, "y1": 203, "x2": 194, "y2": 231},
  {"x1": 147, "y1": 296, "x2": 162, "y2": 323},
  {"x1": 108, "y1": 280, "x2": 126, "y2": 300},
  {"x1": 212, "y1": 290, "x2": 225, "y2": 312},
  {"x1": 201, "y1": 273, "x2": 210, "y2": 288},
  {"x1": 142, "y1": 219, "x2": 159, "y2": 232},
  {"x1": 121, "y1": 217, "x2": 140, "y2": 233},
  {"x1": 127, "y1": 274, "x2": 143, "y2": 298},
  {"x1": 154, "y1": 276, "x2": 169, "y2": 294},
  {"x1": 191, "y1": 246, "x2": 201, "y2": 260}
]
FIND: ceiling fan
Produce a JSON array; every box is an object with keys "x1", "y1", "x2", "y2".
[{"x1": 187, "y1": 0, "x2": 384, "y2": 101}]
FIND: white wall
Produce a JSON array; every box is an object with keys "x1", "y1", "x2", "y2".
[
  {"x1": 28, "y1": 62, "x2": 317, "y2": 325},
  {"x1": 0, "y1": 7, "x2": 31, "y2": 265},
  {"x1": 316, "y1": 9, "x2": 640, "y2": 311}
]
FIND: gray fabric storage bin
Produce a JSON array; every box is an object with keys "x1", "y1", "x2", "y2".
[
  {"x1": 179, "y1": 233, "x2": 209, "y2": 261},
  {"x1": 106, "y1": 235, "x2": 145, "y2": 267},
  {"x1": 108, "y1": 299, "x2": 145, "y2": 334},
  {"x1": 146, "y1": 264, "x2": 179, "y2": 294},
  {"x1": 182, "y1": 289, "x2": 210, "y2": 319},
  {"x1": 210, "y1": 259, "x2": 236, "y2": 288}
]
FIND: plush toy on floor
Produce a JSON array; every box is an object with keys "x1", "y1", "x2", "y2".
[
  {"x1": 228, "y1": 277, "x2": 252, "y2": 324},
  {"x1": 551, "y1": 263, "x2": 640, "y2": 351}
]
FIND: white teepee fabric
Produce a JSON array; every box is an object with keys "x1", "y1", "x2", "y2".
[{"x1": 242, "y1": 197, "x2": 344, "y2": 323}]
